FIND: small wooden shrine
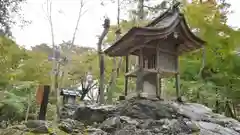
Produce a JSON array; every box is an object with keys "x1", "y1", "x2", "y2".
[
  {"x1": 60, "y1": 89, "x2": 80, "y2": 104},
  {"x1": 104, "y1": 2, "x2": 205, "y2": 100}
]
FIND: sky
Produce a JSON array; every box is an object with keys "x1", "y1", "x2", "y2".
[{"x1": 11, "y1": 0, "x2": 240, "y2": 49}]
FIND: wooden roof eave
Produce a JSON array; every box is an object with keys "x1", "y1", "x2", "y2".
[
  {"x1": 104, "y1": 2, "x2": 206, "y2": 56},
  {"x1": 146, "y1": 2, "x2": 181, "y2": 27},
  {"x1": 145, "y1": 2, "x2": 205, "y2": 46},
  {"x1": 104, "y1": 3, "x2": 181, "y2": 56},
  {"x1": 105, "y1": 16, "x2": 182, "y2": 57},
  {"x1": 166, "y1": 14, "x2": 206, "y2": 54},
  {"x1": 104, "y1": 28, "x2": 136, "y2": 55},
  {"x1": 104, "y1": 26, "x2": 173, "y2": 53},
  {"x1": 105, "y1": 24, "x2": 181, "y2": 57},
  {"x1": 135, "y1": 18, "x2": 181, "y2": 40}
]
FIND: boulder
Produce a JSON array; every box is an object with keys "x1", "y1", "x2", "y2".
[
  {"x1": 25, "y1": 120, "x2": 49, "y2": 134},
  {"x1": 60, "y1": 104, "x2": 79, "y2": 119},
  {"x1": 58, "y1": 118, "x2": 84, "y2": 134},
  {"x1": 62, "y1": 98, "x2": 240, "y2": 135},
  {"x1": 0, "y1": 128, "x2": 22, "y2": 135},
  {"x1": 116, "y1": 98, "x2": 177, "y2": 119},
  {"x1": 197, "y1": 121, "x2": 240, "y2": 135},
  {"x1": 85, "y1": 127, "x2": 109, "y2": 135},
  {"x1": 73, "y1": 104, "x2": 116, "y2": 124},
  {"x1": 99, "y1": 116, "x2": 140, "y2": 133}
]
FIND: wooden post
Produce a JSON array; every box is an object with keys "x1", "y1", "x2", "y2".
[
  {"x1": 139, "y1": 49, "x2": 144, "y2": 69},
  {"x1": 124, "y1": 55, "x2": 129, "y2": 96},
  {"x1": 175, "y1": 73, "x2": 181, "y2": 100},
  {"x1": 159, "y1": 78, "x2": 162, "y2": 98},
  {"x1": 156, "y1": 45, "x2": 160, "y2": 98},
  {"x1": 175, "y1": 53, "x2": 181, "y2": 101},
  {"x1": 136, "y1": 49, "x2": 144, "y2": 96},
  {"x1": 38, "y1": 85, "x2": 50, "y2": 120}
]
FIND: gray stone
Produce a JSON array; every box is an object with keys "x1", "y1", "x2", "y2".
[
  {"x1": 63, "y1": 98, "x2": 240, "y2": 135},
  {"x1": 86, "y1": 127, "x2": 109, "y2": 135},
  {"x1": 171, "y1": 102, "x2": 240, "y2": 134},
  {"x1": 60, "y1": 104, "x2": 79, "y2": 119},
  {"x1": 119, "y1": 116, "x2": 140, "y2": 125},
  {"x1": 197, "y1": 121, "x2": 240, "y2": 135},
  {"x1": 73, "y1": 105, "x2": 116, "y2": 124},
  {"x1": 116, "y1": 99, "x2": 176, "y2": 120},
  {"x1": 99, "y1": 117, "x2": 121, "y2": 133},
  {"x1": 58, "y1": 118, "x2": 84, "y2": 134},
  {"x1": 25, "y1": 120, "x2": 49, "y2": 134},
  {"x1": 99, "y1": 116, "x2": 141, "y2": 133}
]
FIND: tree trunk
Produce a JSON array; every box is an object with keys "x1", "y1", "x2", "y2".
[
  {"x1": 107, "y1": 57, "x2": 116, "y2": 104},
  {"x1": 214, "y1": 88, "x2": 220, "y2": 113},
  {"x1": 106, "y1": 0, "x2": 122, "y2": 104},
  {"x1": 98, "y1": 18, "x2": 110, "y2": 105},
  {"x1": 45, "y1": 0, "x2": 60, "y2": 123},
  {"x1": 107, "y1": 32, "x2": 121, "y2": 104},
  {"x1": 25, "y1": 91, "x2": 31, "y2": 122},
  {"x1": 198, "y1": 0, "x2": 206, "y2": 77},
  {"x1": 232, "y1": 102, "x2": 237, "y2": 117},
  {"x1": 115, "y1": 0, "x2": 124, "y2": 78},
  {"x1": 135, "y1": 0, "x2": 144, "y2": 67},
  {"x1": 138, "y1": 0, "x2": 144, "y2": 20},
  {"x1": 199, "y1": 46, "x2": 206, "y2": 76},
  {"x1": 225, "y1": 100, "x2": 236, "y2": 119},
  {"x1": 215, "y1": 99, "x2": 220, "y2": 113},
  {"x1": 55, "y1": 63, "x2": 60, "y2": 121}
]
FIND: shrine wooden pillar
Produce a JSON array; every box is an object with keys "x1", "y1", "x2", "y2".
[
  {"x1": 159, "y1": 78, "x2": 162, "y2": 98},
  {"x1": 175, "y1": 61, "x2": 181, "y2": 100},
  {"x1": 136, "y1": 48, "x2": 144, "y2": 96},
  {"x1": 156, "y1": 44, "x2": 161, "y2": 98},
  {"x1": 124, "y1": 55, "x2": 129, "y2": 96},
  {"x1": 175, "y1": 45, "x2": 181, "y2": 100}
]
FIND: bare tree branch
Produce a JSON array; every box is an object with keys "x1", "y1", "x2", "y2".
[
  {"x1": 89, "y1": 82, "x2": 97, "y2": 90},
  {"x1": 71, "y1": 0, "x2": 87, "y2": 45},
  {"x1": 60, "y1": 0, "x2": 89, "y2": 88},
  {"x1": 106, "y1": 0, "x2": 122, "y2": 103},
  {"x1": 43, "y1": 0, "x2": 60, "y2": 123},
  {"x1": 98, "y1": 18, "x2": 110, "y2": 104}
]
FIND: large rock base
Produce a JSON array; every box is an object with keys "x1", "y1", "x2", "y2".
[
  {"x1": 68, "y1": 98, "x2": 240, "y2": 135},
  {"x1": 3, "y1": 98, "x2": 240, "y2": 135}
]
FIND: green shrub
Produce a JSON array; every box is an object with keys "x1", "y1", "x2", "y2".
[
  {"x1": 0, "y1": 91, "x2": 26, "y2": 122},
  {"x1": 0, "y1": 82, "x2": 38, "y2": 122}
]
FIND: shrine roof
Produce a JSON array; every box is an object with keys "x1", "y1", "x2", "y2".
[{"x1": 104, "y1": 2, "x2": 206, "y2": 57}]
